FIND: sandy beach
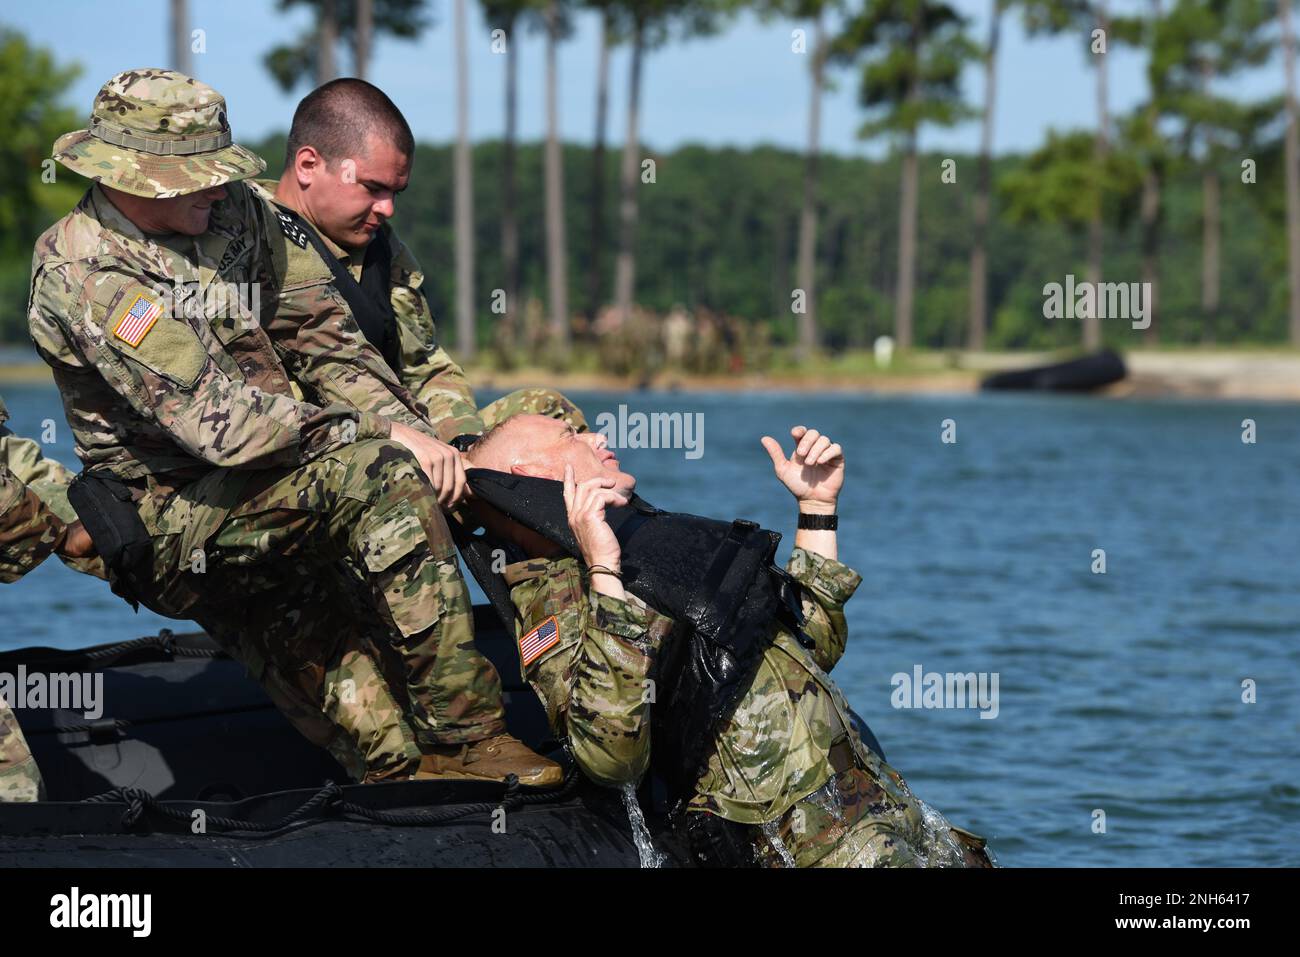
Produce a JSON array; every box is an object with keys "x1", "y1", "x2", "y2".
[{"x1": 2, "y1": 349, "x2": 1297, "y2": 401}]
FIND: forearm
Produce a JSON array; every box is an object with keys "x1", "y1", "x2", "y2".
[{"x1": 793, "y1": 499, "x2": 837, "y2": 561}]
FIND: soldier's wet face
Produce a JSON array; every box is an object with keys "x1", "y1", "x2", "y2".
[
  {"x1": 474, "y1": 415, "x2": 636, "y2": 495},
  {"x1": 101, "y1": 185, "x2": 229, "y2": 237},
  {"x1": 295, "y1": 131, "x2": 411, "y2": 250}
]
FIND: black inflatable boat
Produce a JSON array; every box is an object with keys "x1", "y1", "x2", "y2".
[
  {"x1": 0, "y1": 607, "x2": 886, "y2": 867},
  {"x1": 981, "y1": 348, "x2": 1126, "y2": 392}
]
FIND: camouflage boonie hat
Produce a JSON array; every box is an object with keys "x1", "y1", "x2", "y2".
[{"x1": 53, "y1": 68, "x2": 265, "y2": 199}]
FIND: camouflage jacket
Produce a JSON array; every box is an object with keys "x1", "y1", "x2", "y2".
[
  {"x1": 249, "y1": 180, "x2": 484, "y2": 443},
  {"x1": 0, "y1": 394, "x2": 68, "y2": 583},
  {"x1": 26, "y1": 184, "x2": 389, "y2": 492},
  {"x1": 504, "y1": 547, "x2": 867, "y2": 824}
]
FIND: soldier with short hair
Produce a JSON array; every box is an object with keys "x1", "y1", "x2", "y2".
[
  {"x1": 225, "y1": 78, "x2": 587, "y2": 766},
  {"x1": 26, "y1": 68, "x2": 560, "y2": 787}
]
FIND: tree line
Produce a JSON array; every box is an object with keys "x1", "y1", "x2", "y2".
[{"x1": 1, "y1": 0, "x2": 1299, "y2": 357}]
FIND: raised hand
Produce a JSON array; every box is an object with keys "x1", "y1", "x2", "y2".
[{"x1": 759, "y1": 425, "x2": 844, "y2": 510}]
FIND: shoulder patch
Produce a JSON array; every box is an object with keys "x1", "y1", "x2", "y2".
[
  {"x1": 274, "y1": 208, "x2": 310, "y2": 249},
  {"x1": 111, "y1": 293, "x2": 163, "y2": 348},
  {"x1": 519, "y1": 615, "x2": 561, "y2": 667}
]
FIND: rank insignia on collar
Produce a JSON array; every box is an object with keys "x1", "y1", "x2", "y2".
[
  {"x1": 519, "y1": 615, "x2": 560, "y2": 667},
  {"x1": 112, "y1": 293, "x2": 163, "y2": 348},
  {"x1": 275, "y1": 209, "x2": 310, "y2": 249}
]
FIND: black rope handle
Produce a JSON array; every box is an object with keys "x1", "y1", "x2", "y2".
[{"x1": 80, "y1": 767, "x2": 580, "y2": 837}]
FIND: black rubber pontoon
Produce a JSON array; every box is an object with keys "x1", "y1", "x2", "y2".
[{"x1": 0, "y1": 608, "x2": 885, "y2": 867}]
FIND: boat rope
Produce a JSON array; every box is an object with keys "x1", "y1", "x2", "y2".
[{"x1": 80, "y1": 766, "x2": 581, "y2": 837}]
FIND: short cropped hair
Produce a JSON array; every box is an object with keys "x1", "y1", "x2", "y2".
[{"x1": 284, "y1": 78, "x2": 415, "y2": 169}]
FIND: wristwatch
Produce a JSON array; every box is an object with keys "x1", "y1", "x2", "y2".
[
  {"x1": 797, "y1": 511, "x2": 838, "y2": 531},
  {"x1": 448, "y1": 433, "x2": 481, "y2": 453}
]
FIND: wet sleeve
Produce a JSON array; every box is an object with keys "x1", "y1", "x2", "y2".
[
  {"x1": 509, "y1": 557, "x2": 664, "y2": 788},
  {"x1": 388, "y1": 235, "x2": 484, "y2": 442},
  {"x1": 785, "y1": 547, "x2": 864, "y2": 674},
  {"x1": 265, "y1": 234, "x2": 436, "y2": 437},
  {"x1": 36, "y1": 270, "x2": 388, "y2": 470}
]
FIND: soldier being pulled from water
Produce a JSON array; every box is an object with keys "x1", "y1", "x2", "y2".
[
  {"x1": 459, "y1": 416, "x2": 995, "y2": 867},
  {"x1": 26, "y1": 68, "x2": 560, "y2": 788}
]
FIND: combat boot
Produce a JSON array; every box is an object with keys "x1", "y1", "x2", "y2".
[{"x1": 414, "y1": 734, "x2": 563, "y2": 787}]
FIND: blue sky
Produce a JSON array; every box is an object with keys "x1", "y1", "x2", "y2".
[{"x1": 2, "y1": 1, "x2": 1289, "y2": 159}]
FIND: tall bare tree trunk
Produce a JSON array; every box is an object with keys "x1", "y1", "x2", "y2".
[
  {"x1": 968, "y1": 0, "x2": 1002, "y2": 352},
  {"x1": 1139, "y1": 0, "x2": 1162, "y2": 345},
  {"x1": 895, "y1": 12, "x2": 921, "y2": 352},
  {"x1": 1085, "y1": 0, "x2": 1109, "y2": 350},
  {"x1": 896, "y1": 137, "x2": 918, "y2": 351},
  {"x1": 1139, "y1": 161, "x2": 1161, "y2": 345},
  {"x1": 1201, "y1": 167, "x2": 1220, "y2": 343},
  {"x1": 498, "y1": 15, "x2": 519, "y2": 366},
  {"x1": 614, "y1": 19, "x2": 645, "y2": 327},
  {"x1": 544, "y1": 0, "x2": 570, "y2": 360},
  {"x1": 171, "y1": 0, "x2": 192, "y2": 76},
  {"x1": 1281, "y1": 0, "x2": 1300, "y2": 344},
  {"x1": 453, "y1": 0, "x2": 476, "y2": 358},
  {"x1": 354, "y1": 0, "x2": 372, "y2": 79},
  {"x1": 317, "y1": 0, "x2": 338, "y2": 86},
  {"x1": 795, "y1": 11, "x2": 826, "y2": 360},
  {"x1": 586, "y1": 8, "x2": 612, "y2": 326}
]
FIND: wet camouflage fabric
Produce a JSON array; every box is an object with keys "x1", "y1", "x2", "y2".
[
  {"x1": 27, "y1": 181, "x2": 505, "y2": 777},
  {"x1": 506, "y1": 546, "x2": 992, "y2": 867},
  {"x1": 0, "y1": 695, "x2": 43, "y2": 803},
  {"x1": 53, "y1": 69, "x2": 265, "y2": 199},
  {"x1": 756, "y1": 760, "x2": 992, "y2": 868}
]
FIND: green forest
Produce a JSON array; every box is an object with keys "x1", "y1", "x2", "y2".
[{"x1": 2, "y1": 0, "x2": 1299, "y2": 359}]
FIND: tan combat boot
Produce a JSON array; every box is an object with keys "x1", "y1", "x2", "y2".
[{"x1": 414, "y1": 734, "x2": 563, "y2": 787}]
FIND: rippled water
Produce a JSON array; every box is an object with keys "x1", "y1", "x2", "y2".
[{"x1": 3, "y1": 382, "x2": 1298, "y2": 866}]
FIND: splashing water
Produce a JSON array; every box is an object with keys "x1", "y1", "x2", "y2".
[
  {"x1": 804, "y1": 778, "x2": 847, "y2": 829},
  {"x1": 913, "y1": 796, "x2": 969, "y2": 867},
  {"x1": 761, "y1": 820, "x2": 798, "y2": 867},
  {"x1": 621, "y1": 783, "x2": 667, "y2": 868}
]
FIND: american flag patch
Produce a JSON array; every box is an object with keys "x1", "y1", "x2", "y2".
[
  {"x1": 112, "y1": 294, "x2": 163, "y2": 348},
  {"x1": 519, "y1": 615, "x2": 560, "y2": 667}
]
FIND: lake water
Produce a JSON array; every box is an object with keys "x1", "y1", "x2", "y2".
[{"x1": 2, "y1": 381, "x2": 1298, "y2": 867}]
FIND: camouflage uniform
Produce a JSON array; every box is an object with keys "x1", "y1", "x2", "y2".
[
  {"x1": 504, "y1": 547, "x2": 993, "y2": 867},
  {"x1": 28, "y1": 70, "x2": 509, "y2": 781},
  {"x1": 247, "y1": 179, "x2": 587, "y2": 443},
  {"x1": 223, "y1": 178, "x2": 586, "y2": 762},
  {"x1": 0, "y1": 394, "x2": 107, "y2": 582},
  {"x1": 0, "y1": 695, "x2": 43, "y2": 803}
]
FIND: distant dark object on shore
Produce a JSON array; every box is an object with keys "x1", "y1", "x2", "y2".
[{"x1": 981, "y1": 349, "x2": 1127, "y2": 393}]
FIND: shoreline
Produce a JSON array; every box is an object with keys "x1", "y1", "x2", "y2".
[{"x1": 3, "y1": 350, "x2": 1297, "y2": 401}]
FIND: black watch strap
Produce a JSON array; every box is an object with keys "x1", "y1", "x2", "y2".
[
  {"x1": 448, "y1": 433, "x2": 481, "y2": 453},
  {"x1": 797, "y1": 511, "x2": 838, "y2": 530}
]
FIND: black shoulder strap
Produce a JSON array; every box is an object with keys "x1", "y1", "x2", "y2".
[{"x1": 271, "y1": 204, "x2": 401, "y2": 372}]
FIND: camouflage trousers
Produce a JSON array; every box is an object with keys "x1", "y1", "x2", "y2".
[
  {"x1": 749, "y1": 748, "x2": 994, "y2": 868},
  {"x1": 205, "y1": 387, "x2": 588, "y2": 781},
  {"x1": 0, "y1": 696, "x2": 43, "y2": 803},
  {"x1": 134, "y1": 437, "x2": 507, "y2": 781}
]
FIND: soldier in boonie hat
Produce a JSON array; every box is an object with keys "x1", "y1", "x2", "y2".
[{"x1": 53, "y1": 67, "x2": 264, "y2": 199}]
